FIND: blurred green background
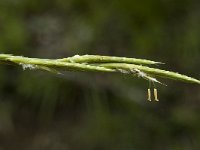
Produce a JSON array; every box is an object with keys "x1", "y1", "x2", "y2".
[{"x1": 0, "y1": 0, "x2": 200, "y2": 150}]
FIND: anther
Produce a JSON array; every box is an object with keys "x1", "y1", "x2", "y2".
[
  {"x1": 154, "y1": 88, "x2": 159, "y2": 101},
  {"x1": 147, "y1": 89, "x2": 151, "y2": 101}
]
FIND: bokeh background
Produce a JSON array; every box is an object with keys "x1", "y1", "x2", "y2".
[{"x1": 0, "y1": 0, "x2": 200, "y2": 150}]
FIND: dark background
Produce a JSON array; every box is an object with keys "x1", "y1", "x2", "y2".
[{"x1": 0, "y1": 0, "x2": 200, "y2": 150}]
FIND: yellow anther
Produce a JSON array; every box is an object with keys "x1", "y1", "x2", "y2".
[
  {"x1": 154, "y1": 88, "x2": 159, "y2": 101},
  {"x1": 147, "y1": 89, "x2": 151, "y2": 101}
]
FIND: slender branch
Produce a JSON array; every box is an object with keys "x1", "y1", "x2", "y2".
[{"x1": 0, "y1": 54, "x2": 199, "y2": 85}]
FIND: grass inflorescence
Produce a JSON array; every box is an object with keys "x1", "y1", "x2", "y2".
[
  {"x1": 1, "y1": 54, "x2": 200, "y2": 101},
  {"x1": 0, "y1": 54, "x2": 199, "y2": 85}
]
